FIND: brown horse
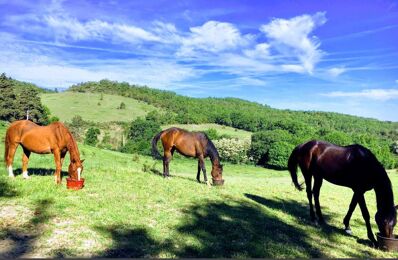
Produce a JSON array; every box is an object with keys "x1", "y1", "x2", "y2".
[
  {"x1": 288, "y1": 140, "x2": 397, "y2": 246},
  {"x1": 4, "y1": 120, "x2": 84, "y2": 184},
  {"x1": 152, "y1": 127, "x2": 224, "y2": 185}
]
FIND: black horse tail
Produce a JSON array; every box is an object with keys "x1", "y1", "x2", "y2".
[
  {"x1": 152, "y1": 130, "x2": 164, "y2": 160},
  {"x1": 288, "y1": 144, "x2": 303, "y2": 191}
]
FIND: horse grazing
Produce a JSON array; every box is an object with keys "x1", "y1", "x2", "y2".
[
  {"x1": 4, "y1": 120, "x2": 84, "y2": 184},
  {"x1": 288, "y1": 140, "x2": 397, "y2": 245},
  {"x1": 152, "y1": 127, "x2": 224, "y2": 185}
]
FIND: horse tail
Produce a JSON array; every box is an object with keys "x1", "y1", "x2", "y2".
[
  {"x1": 288, "y1": 144, "x2": 304, "y2": 191},
  {"x1": 4, "y1": 127, "x2": 12, "y2": 165},
  {"x1": 151, "y1": 130, "x2": 164, "y2": 160}
]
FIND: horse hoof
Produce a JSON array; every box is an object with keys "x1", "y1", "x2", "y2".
[
  {"x1": 23, "y1": 172, "x2": 30, "y2": 179},
  {"x1": 345, "y1": 228, "x2": 353, "y2": 235}
]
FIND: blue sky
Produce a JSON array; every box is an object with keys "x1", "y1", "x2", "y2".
[{"x1": 1, "y1": 0, "x2": 398, "y2": 121}]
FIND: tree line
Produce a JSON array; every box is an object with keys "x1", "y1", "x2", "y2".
[{"x1": 69, "y1": 79, "x2": 398, "y2": 169}]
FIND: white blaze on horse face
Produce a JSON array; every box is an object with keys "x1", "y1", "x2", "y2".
[
  {"x1": 22, "y1": 171, "x2": 30, "y2": 179},
  {"x1": 8, "y1": 165, "x2": 14, "y2": 177},
  {"x1": 77, "y1": 167, "x2": 81, "y2": 181}
]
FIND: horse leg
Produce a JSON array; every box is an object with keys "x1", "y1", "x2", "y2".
[
  {"x1": 22, "y1": 148, "x2": 31, "y2": 179},
  {"x1": 163, "y1": 151, "x2": 172, "y2": 178},
  {"x1": 303, "y1": 172, "x2": 315, "y2": 222},
  {"x1": 196, "y1": 160, "x2": 201, "y2": 183},
  {"x1": 357, "y1": 193, "x2": 377, "y2": 246},
  {"x1": 343, "y1": 193, "x2": 358, "y2": 235},
  {"x1": 60, "y1": 150, "x2": 67, "y2": 166},
  {"x1": 5, "y1": 143, "x2": 18, "y2": 178},
  {"x1": 313, "y1": 176, "x2": 324, "y2": 224},
  {"x1": 198, "y1": 155, "x2": 210, "y2": 186},
  {"x1": 53, "y1": 149, "x2": 62, "y2": 184}
]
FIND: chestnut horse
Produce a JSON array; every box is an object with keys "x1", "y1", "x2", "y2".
[
  {"x1": 4, "y1": 120, "x2": 84, "y2": 184},
  {"x1": 288, "y1": 140, "x2": 397, "y2": 246},
  {"x1": 152, "y1": 127, "x2": 224, "y2": 185}
]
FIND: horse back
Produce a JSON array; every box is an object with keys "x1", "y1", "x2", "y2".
[
  {"x1": 161, "y1": 127, "x2": 207, "y2": 157},
  {"x1": 19, "y1": 121, "x2": 70, "y2": 154},
  {"x1": 308, "y1": 141, "x2": 379, "y2": 189},
  {"x1": 6, "y1": 120, "x2": 38, "y2": 142}
]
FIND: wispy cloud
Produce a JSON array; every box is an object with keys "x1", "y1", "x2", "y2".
[
  {"x1": 327, "y1": 67, "x2": 346, "y2": 77},
  {"x1": 260, "y1": 12, "x2": 327, "y2": 74},
  {"x1": 323, "y1": 88, "x2": 398, "y2": 101}
]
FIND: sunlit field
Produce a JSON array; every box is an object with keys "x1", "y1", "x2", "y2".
[{"x1": 1, "y1": 123, "x2": 398, "y2": 258}]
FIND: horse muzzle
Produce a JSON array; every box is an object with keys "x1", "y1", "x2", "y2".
[{"x1": 212, "y1": 178, "x2": 225, "y2": 186}]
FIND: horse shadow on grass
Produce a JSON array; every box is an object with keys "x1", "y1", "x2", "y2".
[
  {"x1": 13, "y1": 168, "x2": 68, "y2": 177},
  {"x1": 148, "y1": 167, "x2": 206, "y2": 185},
  {"x1": 0, "y1": 177, "x2": 18, "y2": 198},
  {"x1": 244, "y1": 194, "x2": 375, "y2": 252},
  {"x1": 94, "y1": 198, "x2": 326, "y2": 258},
  {"x1": 0, "y1": 199, "x2": 54, "y2": 258}
]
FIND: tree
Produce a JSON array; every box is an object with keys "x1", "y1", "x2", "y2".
[
  {"x1": 118, "y1": 102, "x2": 126, "y2": 109},
  {"x1": 16, "y1": 86, "x2": 49, "y2": 124},
  {"x1": 0, "y1": 73, "x2": 17, "y2": 121},
  {"x1": 121, "y1": 117, "x2": 161, "y2": 155},
  {"x1": 67, "y1": 115, "x2": 86, "y2": 142},
  {"x1": 84, "y1": 127, "x2": 100, "y2": 146}
]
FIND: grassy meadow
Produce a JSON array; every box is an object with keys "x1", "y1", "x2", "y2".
[
  {"x1": 41, "y1": 92, "x2": 160, "y2": 122},
  {"x1": 1, "y1": 123, "x2": 398, "y2": 258}
]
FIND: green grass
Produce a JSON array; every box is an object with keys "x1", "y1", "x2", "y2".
[
  {"x1": 41, "y1": 92, "x2": 160, "y2": 122},
  {"x1": 1, "y1": 123, "x2": 398, "y2": 258},
  {"x1": 162, "y1": 123, "x2": 252, "y2": 139}
]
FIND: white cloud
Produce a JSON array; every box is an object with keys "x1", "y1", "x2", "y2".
[
  {"x1": 243, "y1": 43, "x2": 271, "y2": 59},
  {"x1": 178, "y1": 21, "x2": 252, "y2": 56},
  {"x1": 0, "y1": 39, "x2": 195, "y2": 89},
  {"x1": 44, "y1": 15, "x2": 166, "y2": 44},
  {"x1": 327, "y1": 67, "x2": 346, "y2": 77},
  {"x1": 323, "y1": 89, "x2": 398, "y2": 101},
  {"x1": 260, "y1": 12, "x2": 327, "y2": 74}
]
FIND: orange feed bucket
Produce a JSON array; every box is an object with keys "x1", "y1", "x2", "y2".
[{"x1": 66, "y1": 178, "x2": 85, "y2": 190}]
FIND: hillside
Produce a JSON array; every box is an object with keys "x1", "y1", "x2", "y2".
[
  {"x1": 41, "y1": 92, "x2": 161, "y2": 123},
  {"x1": 1, "y1": 121, "x2": 398, "y2": 258},
  {"x1": 68, "y1": 79, "x2": 398, "y2": 169}
]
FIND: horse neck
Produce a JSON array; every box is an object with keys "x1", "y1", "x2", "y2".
[
  {"x1": 66, "y1": 132, "x2": 81, "y2": 163},
  {"x1": 206, "y1": 140, "x2": 221, "y2": 168},
  {"x1": 374, "y1": 168, "x2": 394, "y2": 212}
]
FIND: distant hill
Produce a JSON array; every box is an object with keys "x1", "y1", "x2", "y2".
[
  {"x1": 41, "y1": 92, "x2": 161, "y2": 123},
  {"x1": 68, "y1": 79, "x2": 398, "y2": 135}
]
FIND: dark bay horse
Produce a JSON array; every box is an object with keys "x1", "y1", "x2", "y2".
[
  {"x1": 288, "y1": 140, "x2": 397, "y2": 246},
  {"x1": 152, "y1": 127, "x2": 224, "y2": 185},
  {"x1": 4, "y1": 120, "x2": 84, "y2": 184}
]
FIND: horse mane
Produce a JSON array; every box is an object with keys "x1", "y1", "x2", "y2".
[
  {"x1": 62, "y1": 125, "x2": 80, "y2": 163},
  {"x1": 205, "y1": 135, "x2": 221, "y2": 166},
  {"x1": 356, "y1": 145, "x2": 395, "y2": 212}
]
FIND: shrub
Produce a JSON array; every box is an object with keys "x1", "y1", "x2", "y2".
[
  {"x1": 213, "y1": 138, "x2": 251, "y2": 164},
  {"x1": 84, "y1": 127, "x2": 100, "y2": 146},
  {"x1": 249, "y1": 129, "x2": 296, "y2": 168},
  {"x1": 121, "y1": 117, "x2": 161, "y2": 155}
]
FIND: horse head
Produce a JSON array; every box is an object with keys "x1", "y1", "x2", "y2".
[
  {"x1": 211, "y1": 164, "x2": 224, "y2": 185},
  {"x1": 375, "y1": 205, "x2": 398, "y2": 238},
  {"x1": 68, "y1": 159, "x2": 85, "y2": 180}
]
